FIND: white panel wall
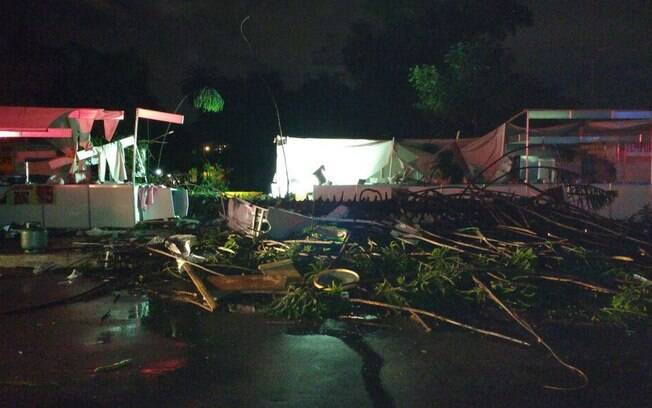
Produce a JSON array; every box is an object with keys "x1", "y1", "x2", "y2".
[
  {"x1": 139, "y1": 187, "x2": 174, "y2": 222},
  {"x1": 89, "y1": 185, "x2": 136, "y2": 228},
  {"x1": 43, "y1": 185, "x2": 90, "y2": 229}
]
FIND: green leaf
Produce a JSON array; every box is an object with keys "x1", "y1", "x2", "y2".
[{"x1": 193, "y1": 87, "x2": 224, "y2": 113}]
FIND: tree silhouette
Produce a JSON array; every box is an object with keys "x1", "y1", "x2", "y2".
[{"x1": 343, "y1": 0, "x2": 533, "y2": 137}]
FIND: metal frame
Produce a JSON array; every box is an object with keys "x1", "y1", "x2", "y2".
[
  {"x1": 133, "y1": 108, "x2": 184, "y2": 182},
  {"x1": 506, "y1": 109, "x2": 652, "y2": 184}
]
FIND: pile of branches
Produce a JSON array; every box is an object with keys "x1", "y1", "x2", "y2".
[
  {"x1": 250, "y1": 186, "x2": 652, "y2": 327},
  {"x1": 150, "y1": 186, "x2": 651, "y2": 390}
]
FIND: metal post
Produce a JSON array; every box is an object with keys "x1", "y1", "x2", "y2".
[
  {"x1": 132, "y1": 115, "x2": 139, "y2": 183},
  {"x1": 389, "y1": 137, "x2": 394, "y2": 183},
  {"x1": 525, "y1": 110, "x2": 530, "y2": 183}
]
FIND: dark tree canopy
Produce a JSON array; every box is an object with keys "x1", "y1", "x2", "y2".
[
  {"x1": 342, "y1": 0, "x2": 533, "y2": 137},
  {"x1": 346, "y1": 0, "x2": 532, "y2": 81},
  {"x1": 409, "y1": 37, "x2": 518, "y2": 134}
]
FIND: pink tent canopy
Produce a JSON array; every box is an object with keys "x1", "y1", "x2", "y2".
[
  {"x1": 459, "y1": 124, "x2": 506, "y2": 179},
  {"x1": 0, "y1": 106, "x2": 124, "y2": 140}
]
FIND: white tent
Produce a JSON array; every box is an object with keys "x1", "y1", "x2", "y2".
[
  {"x1": 271, "y1": 137, "x2": 395, "y2": 198},
  {"x1": 269, "y1": 133, "x2": 506, "y2": 198}
]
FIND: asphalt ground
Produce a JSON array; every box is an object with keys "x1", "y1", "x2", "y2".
[{"x1": 0, "y1": 269, "x2": 650, "y2": 407}]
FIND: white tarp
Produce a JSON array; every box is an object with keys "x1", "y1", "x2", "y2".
[{"x1": 271, "y1": 137, "x2": 394, "y2": 198}]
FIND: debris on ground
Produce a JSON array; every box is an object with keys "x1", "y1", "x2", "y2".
[
  {"x1": 57, "y1": 268, "x2": 82, "y2": 285},
  {"x1": 32, "y1": 263, "x2": 56, "y2": 275},
  {"x1": 206, "y1": 273, "x2": 288, "y2": 293},
  {"x1": 93, "y1": 358, "x2": 133, "y2": 373},
  {"x1": 2, "y1": 184, "x2": 651, "y2": 391},
  {"x1": 144, "y1": 185, "x2": 652, "y2": 390},
  {"x1": 258, "y1": 259, "x2": 302, "y2": 283}
]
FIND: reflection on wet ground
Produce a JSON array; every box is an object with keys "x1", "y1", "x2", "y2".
[
  {"x1": 1, "y1": 270, "x2": 651, "y2": 407},
  {"x1": 339, "y1": 334, "x2": 395, "y2": 408},
  {"x1": 284, "y1": 321, "x2": 395, "y2": 408}
]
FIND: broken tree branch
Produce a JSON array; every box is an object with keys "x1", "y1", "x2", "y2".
[
  {"x1": 471, "y1": 275, "x2": 588, "y2": 391},
  {"x1": 348, "y1": 298, "x2": 530, "y2": 347},
  {"x1": 512, "y1": 274, "x2": 616, "y2": 294},
  {"x1": 147, "y1": 247, "x2": 226, "y2": 276}
]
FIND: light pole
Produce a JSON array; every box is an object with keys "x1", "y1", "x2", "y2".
[
  {"x1": 156, "y1": 94, "x2": 189, "y2": 170},
  {"x1": 156, "y1": 87, "x2": 224, "y2": 169}
]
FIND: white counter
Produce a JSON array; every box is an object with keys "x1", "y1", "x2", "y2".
[{"x1": 0, "y1": 184, "x2": 189, "y2": 228}]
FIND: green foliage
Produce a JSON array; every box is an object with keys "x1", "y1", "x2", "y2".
[
  {"x1": 379, "y1": 241, "x2": 419, "y2": 276},
  {"x1": 410, "y1": 249, "x2": 460, "y2": 292},
  {"x1": 492, "y1": 279, "x2": 539, "y2": 310},
  {"x1": 196, "y1": 231, "x2": 251, "y2": 265},
  {"x1": 193, "y1": 87, "x2": 224, "y2": 113},
  {"x1": 307, "y1": 257, "x2": 329, "y2": 277},
  {"x1": 202, "y1": 162, "x2": 227, "y2": 190},
  {"x1": 502, "y1": 248, "x2": 537, "y2": 274},
  {"x1": 196, "y1": 228, "x2": 226, "y2": 250},
  {"x1": 409, "y1": 65, "x2": 444, "y2": 113},
  {"x1": 188, "y1": 162, "x2": 228, "y2": 198},
  {"x1": 340, "y1": 0, "x2": 534, "y2": 138},
  {"x1": 408, "y1": 38, "x2": 516, "y2": 131},
  {"x1": 222, "y1": 234, "x2": 240, "y2": 253},
  {"x1": 374, "y1": 278, "x2": 409, "y2": 306},
  {"x1": 373, "y1": 248, "x2": 467, "y2": 309},
  {"x1": 371, "y1": 244, "x2": 540, "y2": 312},
  {"x1": 254, "y1": 242, "x2": 297, "y2": 264},
  {"x1": 599, "y1": 279, "x2": 651, "y2": 324},
  {"x1": 471, "y1": 247, "x2": 537, "y2": 276},
  {"x1": 349, "y1": 247, "x2": 373, "y2": 275},
  {"x1": 191, "y1": 218, "x2": 650, "y2": 328},
  {"x1": 269, "y1": 285, "x2": 349, "y2": 320},
  {"x1": 408, "y1": 249, "x2": 467, "y2": 309}
]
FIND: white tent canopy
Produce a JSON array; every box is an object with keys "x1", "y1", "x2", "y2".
[
  {"x1": 270, "y1": 131, "x2": 508, "y2": 198},
  {"x1": 271, "y1": 137, "x2": 395, "y2": 198}
]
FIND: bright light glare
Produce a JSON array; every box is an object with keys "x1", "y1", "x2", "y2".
[{"x1": 154, "y1": 168, "x2": 162, "y2": 176}]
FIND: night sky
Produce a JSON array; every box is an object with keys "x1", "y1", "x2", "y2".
[
  {"x1": 3, "y1": 1, "x2": 649, "y2": 107},
  {"x1": 2, "y1": 1, "x2": 366, "y2": 105},
  {"x1": 2, "y1": 1, "x2": 651, "y2": 189},
  {"x1": 507, "y1": 0, "x2": 652, "y2": 107}
]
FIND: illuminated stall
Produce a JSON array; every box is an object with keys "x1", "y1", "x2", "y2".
[
  {"x1": 270, "y1": 109, "x2": 652, "y2": 218},
  {"x1": 0, "y1": 106, "x2": 189, "y2": 228}
]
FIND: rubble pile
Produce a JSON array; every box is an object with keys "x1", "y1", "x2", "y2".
[
  {"x1": 145, "y1": 186, "x2": 652, "y2": 389},
  {"x1": 2, "y1": 184, "x2": 650, "y2": 390}
]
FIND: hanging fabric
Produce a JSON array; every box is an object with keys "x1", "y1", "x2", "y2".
[{"x1": 96, "y1": 141, "x2": 127, "y2": 183}]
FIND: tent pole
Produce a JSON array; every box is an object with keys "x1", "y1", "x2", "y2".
[
  {"x1": 132, "y1": 115, "x2": 139, "y2": 183},
  {"x1": 389, "y1": 137, "x2": 394, "y2": 183},
  {"x1": 505, "y1": 109, "x2": 526, "y2": 126},
  {"x1": 525, "y1": 110, "x2": 530, "y2": 184}
]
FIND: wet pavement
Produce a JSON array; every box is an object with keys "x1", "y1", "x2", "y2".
[{"x1": 1, "y1": 269, "x2": 650, "y2": 407}]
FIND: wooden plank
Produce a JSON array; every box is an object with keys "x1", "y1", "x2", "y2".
[
  {"x1": 206, "y1": 274, "x2": 288, "y2": 293},
  {"x1": 0, "y1": 252, "x2": 92, "y2": 269},
  {"x1": 182, "y1": 263, "x2": 217, "y2": 312}
]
